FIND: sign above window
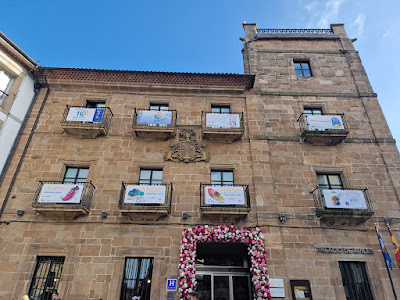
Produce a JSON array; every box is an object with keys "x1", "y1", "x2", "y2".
[
  {"x1": 306, "y1": 115, "x2": 344, "y2": 131},
  {"x1": 124, "y1": 184, "x2": 166, "y2": 204},
  {"x1": 206, "y1": 113, "x2": 240, "y2": 129},
  {"x1": 322, "y1": 189, "x2": 368, "y2": 209},
  {"x1": 204, "y1": 185, "x2": 245, "y2": 205}
]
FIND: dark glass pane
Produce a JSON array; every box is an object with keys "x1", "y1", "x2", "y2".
[
  {"x1": 196, "y1": 274, "x2": 211, "y2": 300},
  {"x1": 211, "y1": 107, "x2": 220, "y2": 113},
  {"x1": 220, "y1": 107, "x2": 230, "y2": 114},
  {"x1": 233, "y1": 276, "x2": 250, "y2": 300},
  {"x1": 214, "y1": 276, "x2": 230, "y2": 300},
  {"x1": 121, "y1": 258, "x2": 153, "y2": 300},
  {"x1": 317, "y1": 174, "x2": 328, "y2": 187}
]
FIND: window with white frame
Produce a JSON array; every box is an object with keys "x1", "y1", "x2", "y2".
[
  {"x1": 211, "y1": 170, "x2": 234, "y2": 185},
  {"x1": 0, "y1": 69, "x2": 12, "y2": 103}
]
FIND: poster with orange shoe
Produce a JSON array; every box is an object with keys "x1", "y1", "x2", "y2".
[
  {"x1": 38, "y1": 184, "x2": 84, "y2": 203},
  {"x1": 204, "y1": 186, "x2": 245, "y2": 205}
]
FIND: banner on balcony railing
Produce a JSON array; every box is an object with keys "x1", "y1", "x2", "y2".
[
  {"x1": 66, "y1": 108, "x2": 104, "y2": 122},
  {"x1": 205, "y1": 186, "x2": 245, "y2": 205},
  {"x1": 306, "y1": 115, "x2": 344, "y2": 131},
  {"x1": 124, "y1": 185, "x2": 166, "y2": 204},
  {"x1": 38, "y1": 184, "x2": 85, "y2": 204},
  {"x1": 206, "y1": 113, "x2": 240, "y2": 129},
  {"x1": 137, "y1": 111, "x2": 172, "y2": 125},
  {"x1": 322, "y1": 189, "x2": 367, "y2": 209}
]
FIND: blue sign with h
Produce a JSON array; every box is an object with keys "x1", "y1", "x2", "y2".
[{"x1": 166, "y1": 279, "x2": 177, "y2": 291}]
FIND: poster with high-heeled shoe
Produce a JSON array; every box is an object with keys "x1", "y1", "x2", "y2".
[{"x1": 38, "y1": 184, "x2": 84, "y2": 203}]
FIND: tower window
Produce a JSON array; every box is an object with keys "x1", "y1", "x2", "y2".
[{"x1": 294, "y1": 61, "x2": 312, "y2": 77}]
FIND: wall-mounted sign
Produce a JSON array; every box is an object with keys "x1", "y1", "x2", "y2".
[
  {"x1": 66, "y1": 108, "x2": 104, "y2": 123},
  {"x1": 38, "y1": 183, "x2": 84, "y2": 204},
  {"x1": 166, "y1": 279, "x2": 177, "y2": 291},
  {"x1": 306, "y1": 115, "x2": 344, "y2": 131},
  {"x1": 137, "y1": 110, "x2": 172, "y2": 125},
  {"x1": 204, "y1": 186, "x2": 245, "y2": 205},
  {"x1": 269, "y1": 278, "x2": 284, "y2": 288},
  {"x1": 322, "y1": 189, "x2": 367, "y2": 209},
  {"x1": 124, "y1": 185, "x2": 166, "y2": 204},
  {"x1": 316, "y1": 246, "x2": 373, "y2": 254},
  {"x1": 206, "y1": 113, "x2": 240, "y2": 129},
  {"x1": 270, "y1": 287, "x2": 285, "y2": 298}
]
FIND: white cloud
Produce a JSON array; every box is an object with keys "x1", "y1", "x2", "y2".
[
  {"x1": 317, "y1": 0, "x2": 344, "y2": 28},
  {"x1": 350, "y1": 14, "x2": 366, "y2": 35}
]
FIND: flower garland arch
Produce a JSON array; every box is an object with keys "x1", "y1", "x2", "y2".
[{"x1": 178, "y1": 225, "x2": 271, "y2": 300}]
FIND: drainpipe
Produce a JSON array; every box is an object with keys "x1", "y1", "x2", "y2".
[{"x1": 0, "y1": 73, "x2": 50, "y2": 218}]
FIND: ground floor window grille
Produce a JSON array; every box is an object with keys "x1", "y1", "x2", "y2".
[
  {"x1": 339, "y1": 261, "x2": 373, "y2": 300},
  {"x1": 120, "y1": 257, "x2": 154, "y2": 300},
  {"x1": 28, "y1": 256, "x2": 65, "y2": 300}
]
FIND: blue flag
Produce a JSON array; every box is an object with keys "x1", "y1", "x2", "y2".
[{"x1": 377, "y1": 227, "x2": 393, "y2": 270}]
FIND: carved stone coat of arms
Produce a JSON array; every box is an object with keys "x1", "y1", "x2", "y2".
[{"x1": 165, "y1": 129, "x2": 207, "y2": 163}]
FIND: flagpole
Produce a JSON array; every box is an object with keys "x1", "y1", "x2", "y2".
[{"x1": 375, "y1": 224, "x2": 397, "y2": 300}]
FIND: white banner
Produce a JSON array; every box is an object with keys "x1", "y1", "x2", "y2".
[
  {"x1": 137, "y1": 111, "x2": 172, "y2": 125},
  {"x1": 206, "y1": 113, "x2": 240, "y2": 129},
  {"x1": 306, "y1": 115, "x2": 344, "y2": 131},
  {"x1": 323, "y1": 189, "x2": 367, "y2": 209},
  {"x1": 67, "y1": 108, "x2": 96, "y2": 122},
  {"x1": 124, "y1": 185, "x2": 166, "y2": 204},
  {"x1": 38, "y1": 184, "x2": 84, "y2": 204},
  {"x1": 205, "y1": 186, "x2": 245, "y2": 205}
]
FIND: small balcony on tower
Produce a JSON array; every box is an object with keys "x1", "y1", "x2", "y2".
[
  {"x1": 200, "y1": 183, "x2": 250, "y2": 220},
  {"x1": 311, "y1": 186, "x2": 374, "y2": 225},
  {"x1": 132, "y1": 108, "x2": 177, "y2": 140},
  {"x1": 32, "y1": 181, "x2": 95, "y2": 219},
  {"x1": 298, "y1": 113, "x2": 349, "y2": 145},
  {"x1": 201, "y1": 111, "x2": 244, "y2": 142},
  {"x1": 119, "y1": 182, "x2": 173, "y2": 221},
  {"x1": 60, "y1": 105, "x2": 113, "y2": 138}
]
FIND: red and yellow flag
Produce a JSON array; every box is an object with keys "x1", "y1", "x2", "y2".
[{"x1": 388, "y1": 224, "x2": 400, "y2": 266}]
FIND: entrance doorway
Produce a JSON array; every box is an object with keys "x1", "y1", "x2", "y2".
[{"x1": 195, "y1": 243, "x2": 252, "y2": 300}]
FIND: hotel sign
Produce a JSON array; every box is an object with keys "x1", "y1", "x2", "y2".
[{"x1": 316, "y1": 246, "x2": 373, "y2": 254}]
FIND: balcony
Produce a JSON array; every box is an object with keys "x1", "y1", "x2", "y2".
[
  {"x1": 200, "y1": 183, "x2": 250, "y2": 220},
  {"x1": 32, "y1": 181, "x2": 95, "y2": 220},
  {"x1": 298, "y1": 113, "x2": 349, "y2": 145},
  {"x1": 132, "y1": 109, "x2": 177, "y2": 140},
  {"x1": 119, "y1": 182, "x2": 173, "y2": 221},
  {"x1": 311, "y1": 186, "x2": 374, "y2": 225},
  {"x1": 61, "y1": 105, "x2": 113, "y2": 138},
  {"x1": 201, "y1": 112, "x2": 244, "y2": 142}
]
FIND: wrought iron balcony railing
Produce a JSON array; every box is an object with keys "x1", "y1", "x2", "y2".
[
  {"x1": 200, "y1": 183, "x2": 250, "y2": 209},
  {"x1": 32, "y1": 181, "x2": 95, "y2": 210},
  {"x1": 132, "y1": 109, "x2": 177, "y2": 128},
  {"x1": 257, "y1": 28, "x2": 334, "y2": 35},
  {"x1": 61, "y1": 105, "x2": 113, "y2": 128},
  {"x1": 311, "y1": 186, "x2": 374, "y2": 217},
  {"x1": 119, "y1": 182, "x2": 173, "y2": 211}
]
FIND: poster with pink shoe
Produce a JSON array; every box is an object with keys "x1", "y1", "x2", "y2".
[{"x1": 38, "y1": 184, "x2": 85, "y2": 203}]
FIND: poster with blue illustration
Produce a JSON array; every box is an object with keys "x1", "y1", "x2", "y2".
[
  {"x1": 306, "y1": 115, "x2": 344, "y2": 131},
  {"x1": 137, "y1": 111, "x2": 172, "y2": 125},
  {"x1": 322, "y1": 189, "x2": 367, "y2": 209},
  {"x1": 93, "y1": 109, "x2": 104, "y2": 123},
  {"x1": 124, "y1": 185, "x2": 166, "y2": 204}
]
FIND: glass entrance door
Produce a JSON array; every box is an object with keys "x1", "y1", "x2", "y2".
[{"x1": 196, "y1": 271, "x2": 251, "y2": 300}]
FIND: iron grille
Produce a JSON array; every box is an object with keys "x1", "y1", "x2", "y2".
[
  {"x1": 200, "y1": 183, "x2": 250, "y2": 208},
  {"x1": 339, "y1": 261, "x2": 374, "y2": 300},
  {"x1": 32, "y1": 181, "x2": 95, "y2": 209},
  {"x1": 119, "y1": 182, "x2": 173, "y2": 210},
  {"x1": 28, "y1": 256, "x2": 65, "y2": 300},
  {"x1": 60, "y1": 105, "x2": 113, "y2": 130},
  {"x1": 201, "y1": 111, "x2": 244, "y2": 130},
  {"x1": 257, "y1": 28, "x2": 334, "y2": 35},
  {"x1": 132, "y1": 108, "x2": 177, "y2": 127},
  {"x1": 120, "y1": 258, "x2": 154, "y2": 300}
]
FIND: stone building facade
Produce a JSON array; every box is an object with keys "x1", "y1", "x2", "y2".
[{"x1": 0, "y1": 23, "x2": 399, "y2": 300}]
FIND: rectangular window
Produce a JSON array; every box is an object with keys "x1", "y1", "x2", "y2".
[
  {"x1": 211, "y1": 105, "x2": 230, "y2": 114},
  {"x1": 86, "y1": 100, "x2": 106, "y2": 108},
  {"x1": 0, "y1": 69, "x2": 12, "y2": 103},
  {"x1": 28, "y1": 256, "x2": 65, "y2": 300},
  {"x1": 63, "y1": 167, "x2": 89, "y2": 184},
  {"x1": 211, "y1": 170, "x2": 234, "y2": 185},
  {"x1": 304, "y1": 107, "x2": 322, "y2": 115},
  {"x1": 294, "y1": 61, "x2": 312, "y2": 77},
  {"x1": 120, "y1": 257, "x2": 154, "y2": 300},
  {"x1": 149, "y1": 103, "x2": 169, "y2": 111},
  {"x1": 139, "y1": 169, "x2": 163, "y2": 185},
  {"x1": 317, "y1": 173, "x2": 344, "y2": 190},
  {"x1": 339, "y1": 262, "x2": 373, "y2": 300}
]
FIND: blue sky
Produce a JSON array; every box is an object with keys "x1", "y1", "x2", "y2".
[{"x1": 1, "y1": 0, "x2": 399, "y2": 148}]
